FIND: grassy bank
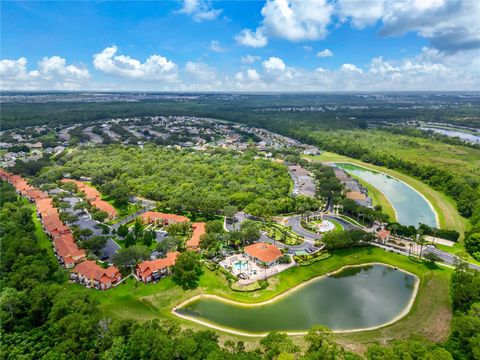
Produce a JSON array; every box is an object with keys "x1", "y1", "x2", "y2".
[
  {"x1": 305, "y1": 152, "x2": 468, "y2": 239},
  {"x1": 87, "y1": 246, "x2": 452, "y2": 351},
  {"x1": 347, "y1": 172, "x2": 397, "y2": 222}
]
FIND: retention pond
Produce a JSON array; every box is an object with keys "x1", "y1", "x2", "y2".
[
  {"x1": 334, "y1": 163, "x2": 438, "y2": 228},
  {"x1": 175, "y1": 264, "x2": 418, "y2": 335}
]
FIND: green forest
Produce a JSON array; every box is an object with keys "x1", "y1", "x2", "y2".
[
  {"x1": 2, "y1": 179, "x2": 480, "y2": 359},
  {"x1": 38, "y1": 146, "x2": 297, "y2": 218}
]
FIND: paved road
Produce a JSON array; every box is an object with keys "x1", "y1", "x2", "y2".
[
  {"x1": 111, "y1": 199, "x2": 156, "y2": 230},
  {"x1": 285, "y1": 215, "x2": 323, "y2": 241},
  {"x1": 423, "y1": 246, "x2": 480, "y2": 271},
  {"x1": 63, "y1": 196, "x2": 120, "y2": 262}
]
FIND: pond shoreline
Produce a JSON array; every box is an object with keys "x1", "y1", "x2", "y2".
[
  {"x1": 329, "y1": 161, "x2": 440, "y2": 228},
  {"x1": 172, "y1": 262, "x2": 420, "y2": 337}
]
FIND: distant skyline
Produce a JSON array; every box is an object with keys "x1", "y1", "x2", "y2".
[{"x1": 1, "y1": 0, "x2": 479, "y2": 91}]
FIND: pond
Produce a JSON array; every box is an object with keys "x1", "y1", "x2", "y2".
[
  {"x1": 175, "y1": 264, "x2": 417, "y2": 334},
  {"x1": 334, "y1": 163, "x2": 438, "y2": 228}
]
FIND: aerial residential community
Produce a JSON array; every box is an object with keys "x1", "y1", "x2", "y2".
[{"x1": 1, "y1": 1, "x2": 480, "y2": 360}]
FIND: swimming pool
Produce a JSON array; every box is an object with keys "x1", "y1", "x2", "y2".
[{"x1": 232, "y1": 260, "x2": 248, "y2": 271}]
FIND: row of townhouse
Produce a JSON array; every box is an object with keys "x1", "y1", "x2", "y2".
[
  {"x1": 139, "y1": 211, "x2": 206, "y2": 251},
  {"x1": 61, "y1": 178, "x2": 117, "y2": 219},
  {"x1": 0, "y1": 169, "x2": 121, "y2": 290}
]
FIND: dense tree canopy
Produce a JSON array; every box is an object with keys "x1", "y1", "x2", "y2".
[{"x1": 44, "y1": 146, "x2": 293, "y2": 217}]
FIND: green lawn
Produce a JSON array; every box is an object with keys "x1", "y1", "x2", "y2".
[
  {"x1": 87, "y1": 246, "x2": 452, "y2": 350},
  {"x1": 305, "y1": 152, "x2": 468, "y2": 239},
  {"x1": 264, "y1": 221, "x2": 304, "y2": 245},
  {"x1": 306, "y1": 218, "x2": 343, "y2": 233}
]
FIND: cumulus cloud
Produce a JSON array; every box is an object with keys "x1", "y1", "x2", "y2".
[
  {"x1": 238, "y1": 0, "x2": 479, "y2": 53},
  {"x1": 261, "y1": 0, "x2": 334, "y2": 41},
  {"x1": 184, "y1": 61, "x2": 217, "y2": 81},
  {"x1": 231, "y1": 47, "x2": 480, "y2": 91},
  {"x1": 235, "y1": 28, "x2": 268, "y2": 48},
  {"x1": 179, "y1": 0, "x2": 222, "y2": 22},
  {"x1": 340, "y1": 63, "x2": 363, "y2": 73},
  {"x1": 338, "y1": 0, "x2": 480, "y2": 52},
  {"x1": 235, "y1": 0, "x2": 333, "y2": 48},
  {"x1": 317, "y1": 49, "x2": 333, "y2": 58},
  {"x1": 0, "y1": 56, "x2": 90, "y2": 90},
  {"x1": 93, "y1": 45, "x2": 178, "y2": 82},
  {"x1": 241, "y1": 55, "x2": 261, "y2": 64},
  {"x1": 262, "y1": 57, "x2": 287, "y2": 72},
  {"x1": 210, "y1": 40, "x2": 226, "y2": 53}
]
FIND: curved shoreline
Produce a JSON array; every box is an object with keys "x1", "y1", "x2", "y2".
[
  {"x1": 172, "y1": 262, "x2": 420, "y2": 337},
  {"x1": 329, "y1": 161, "x2": 440, "y2": 228}
]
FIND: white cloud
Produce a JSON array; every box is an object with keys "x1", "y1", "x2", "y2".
[
  {"x1": 210, "y1": 40, "x2": 226, "y2": 53},
  {"x1": 340, "y1": 63, "x2": 363, "y2": 73},
  {"x1": 262, "y1": 57, "x2": 286, "y2": 72},
  {"x1": 241, "y1": 55, "x2": 261, "y2": 64},
  {"x1": 93, "y1": 45, "x2": 178, "y2": 82},
  {"x1": 0, "y1": 56, "x2": 90, "y2": 90},
  {"x1": 235, "y1": 28, "x2": 268, "y2": 48},
  {"x1": 338, "y1": 0, "x2": 480, "y2": 52},
  {"x1": 316, "y1": 49, "x2": 333, "y2": 58},
  {"x1": 179, "y1": 0, "x2": 222, "y2": 22},
  {"x1": 261, "y1": 0, "x2": 334, "y2": 41},
  {"x1": 302, "y1": 45, "x2": 313, "y2": 52},
  {"x1": 184, "y1": 61, "x2": 217, "y2": 81},
  {"x1": 337, "y1": 0, "x2": 385, "y2": 29}
]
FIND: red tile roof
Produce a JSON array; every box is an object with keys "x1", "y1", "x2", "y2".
[
  {"x1": 61, "y1": 178, "x2": 116, "y2": 218},
  {"x1": 186, "y1": 222, "x2": 205, "y2": 250},
  {"x1": 244, "y1": 242, "x2": 283, "y2": 263},
  {"x1": 73, "y1": 260, "x2": 120, "y2": 283},
  {"x1": 137, "y1": 251, "x2": 179, "y2": 280},
  {"x1": 140, "y1": 211, "x2": 189, "y2": 224},
  {"x1": 378, "y1": 229, "x2": 391, "y2": 240}
]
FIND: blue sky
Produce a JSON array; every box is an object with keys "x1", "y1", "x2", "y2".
[{"x1": 1, "y1": 0, "x2": 479, "y2": 91}]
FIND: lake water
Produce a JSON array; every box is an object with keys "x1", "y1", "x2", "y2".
[
  {"x1": 335, "y1": 163, "x2": 438, "y2": 228},
  {"x1": 421, "y1": 127, "x2": 480, "y2": 144},
  {"x1": 176, "y1": 264, "x2": 417, "y2": 333}
]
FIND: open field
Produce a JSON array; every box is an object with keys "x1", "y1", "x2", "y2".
[
  {"x1": 305, "y1": 152, "x2": 468, "y2": 238},
  {"x1": 86, "y1": 246, "x2": 452, "y2": 352},
  {"x1": 309, "y1": 129, "x2": 480, "y2": 182}
]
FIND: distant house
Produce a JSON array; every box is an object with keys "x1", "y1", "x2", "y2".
[
  {"x1": 136, "y1": 251, "x2": 180, "y2": 283},
  {"x1": 71, "y1": 260, "x2": 121, "y2": 290},
  {"x1": 140, "y1": 211, "x2": 189, "y2": 226},
  {"x1": 244, "y1": 242, "x2": 283, "y2": 267},
  {"x1": 186, "y1": 222, "x2": 206, "y2": 251},
  {"x1": 377, "y1": 229, "x2": 391, "y2": 244}
]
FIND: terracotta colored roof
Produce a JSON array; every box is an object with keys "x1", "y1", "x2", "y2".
[
  {"x1": 90, "y1": 198, "x2": 117, "y2": 218},
  {"x1": 73, "y1": 260, "x2": 119, "y2": 282},
  {"x1": 378, "y1": 229, "x2": 391, "y2": 240},
  {"x1": 186, "y1": 222, "x2": 205, "y2": 250},
  {"x1": 61, "y1": 179, "x2": 116, "y2": 218},
  {"x1": 137, "y1": 251, "x2": 179, "y2": 276},
  {"x1": 244, "y1": 242, "x2": 283, "y2": 263},
  {"x1": 140, "y1": 211, "x2": 189, "y2": 224},
  {"x1": 36, "y1": 198, "x2": 57, "y2": 216},
  {"x1": 25, "y1": 189, "x2": 48, "y2": 201},
  {"x1": 346, "y1": 191, "x2": 367, "y2": 201}
]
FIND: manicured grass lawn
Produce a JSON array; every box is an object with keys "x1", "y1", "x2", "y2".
[
  {"x1": 264, "y1": 221, "x2": 303, "y2": 245},
  {"x1": 305, "y1": 152, "x2": 468, "y2": 239},
  {"x1": 87, "y1": 246, "x2": 452, "y2": 350},
  {"x1": 347, "y1": 172, "x2": 397, "y2": 222},
  {"x1": 337, "y1": 214, "x2": 363, "y2": 227},
  {"x1": 306, "y1": 218, "x2": 343, "y2": 233}
]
